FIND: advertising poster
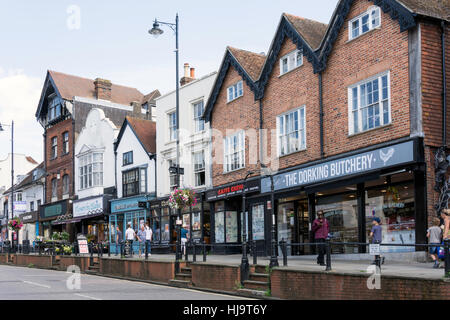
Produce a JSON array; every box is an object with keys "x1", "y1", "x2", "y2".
[{"x1": 225, "y1": 211, "x2": 237, "y2": 243}]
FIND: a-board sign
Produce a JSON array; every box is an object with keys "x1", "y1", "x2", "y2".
[
  {"x1": 369, "y1": 244, "x2": 381, "y2": 255},
  {"x1": 77, "y1": 234, "x2": 89, "y2": 254}
]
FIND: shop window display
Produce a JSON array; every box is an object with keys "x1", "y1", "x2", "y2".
[
  {"x1": 277, "y1": 202, "x2": 295, "y2": 255},
  {"x1": 252, "y1": 204, "x2": 265, "y2": 241},
  {"x1": 365, "y1": 175, "x2": 415, "y2": 253},
  {"x1": 161, "y1": 207, "x2": 170, "y2": 243}
]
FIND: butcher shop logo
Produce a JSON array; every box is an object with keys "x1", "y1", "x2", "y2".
[{"x1": 379, "y1": 148, "x2": 395, "y2": 165}]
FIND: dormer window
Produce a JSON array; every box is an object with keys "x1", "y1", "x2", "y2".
[
  {"x1": 280, "y1": 50, "x2": 303, "y2": 76},
  {"x1": 349, "y1": 6, "x2": 381, "y2": 40},
  {"x1": 47, "y1": 94, "x2": 62, "y2": 122}
]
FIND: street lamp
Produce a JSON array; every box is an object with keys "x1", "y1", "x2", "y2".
[
  {"x1": 241, "y1": 170, "x2": 255, "y2": 283},
  {"x1": 0, "y1": 121, "x2": 14, "y2": 247},
  {"x1": 149, "y1": 14, "x2": 182, "y2": 268}
]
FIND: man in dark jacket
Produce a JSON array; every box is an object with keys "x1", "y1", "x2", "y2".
[{"x1": 312, "y1": 210, "x2": 329, "y2": 266}]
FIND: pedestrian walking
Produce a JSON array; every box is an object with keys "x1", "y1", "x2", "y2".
[
  {"x1": 312, "y1": 210, "x2": 329, "y2": 266},
  {"x1": 125, "y1": 223, "x2": 136, "y2": 255},
  {"x1": 427, "y1": 217, "x2": 442, "y2": 268},
  {"x1": 115, "y1": 225, "x2": 123, "y2": 256},
  {"x1": 145, "y1": 222, "x2": 153, "y2": 256},
  {"x1": 180, "y1": 226, "x2": 189, "y2": 256},
  {"x1": 370, "y1": 217, "x2": 384, "y2": 265},
  {"x1": 137, "y1": 225, "x2": 146, "y2": 257}
]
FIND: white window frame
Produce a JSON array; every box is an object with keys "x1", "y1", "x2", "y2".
[
  {"x1": 168, "y1": 112, "x2": 177, "y2": 141},
  {"x1": 223, "y1": 131, "x2": 245, "y2": 173},
  {"x1": 168, "y1": 159, "x2": 177, "y2": 190},
  {"x1": 279, "y1": 49, "x2": 303, "y2": 76},
  {"x1": 62, "y1": 131, "x2": 69, "y2": 155},
  {"x1": 193, "y1": 100, "x2": 205, "y2": 133},
  {"x1": 348, "y1": 71, "x2": 391, "y2": 135},
  {"x1": 79, "y1": 152, "x2": 103, "y2": 190},
  {"x1": 62, "y1": 174, "x2": 70, "y2": 195},
  {"x1": 51, "y1": 137, "x2": 57, "y2": 159},
  {"x1": 227, "y1": 81, "x2": 243, "y2": 103},
  {"x1": 51, "y1": 178, "x2": 58, "y2": 199},
  {"x1": 348, "y1": 6, "x2": 381, "y2": 41},
  {"x1": 193, "y1": 151, "x2": 205, "y2": 187},
  {"x1": 276, "y1": 106, "x2": 307, "y2": 157}
]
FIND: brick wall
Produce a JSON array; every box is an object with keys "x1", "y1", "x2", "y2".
[
  {"x1": 45, "y1": 118, "x2": 74, "y2": 203},
  {"x1": 210, "y1": 66, "x2": 261, "y2": 187},
  {"x1": 191, "y1": 263, "x2": 241, "y2": 292},
  {"x1": 271, "y1": 269, "x2": 450, "y2": 300}
]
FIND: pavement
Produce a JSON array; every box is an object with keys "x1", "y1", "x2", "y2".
[
  {"x1": 0, "y1": 264, "x2": 251, "y2": 300},
  {"x1": 99, "y1": 252, "x2": 449, "y2": 280}
]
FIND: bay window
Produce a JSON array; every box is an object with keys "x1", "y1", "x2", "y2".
[
  {"x1": 79, "y1": 152, "x2": 103, "y2": 190},
  {"x1": 122, "y1": 167, "x2": 147, "y2": 197}
]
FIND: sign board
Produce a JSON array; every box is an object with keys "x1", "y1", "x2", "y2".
[
  {"x1": 261, "y1": 140, "x2": 416, "y2": 193},
  {"x1": 206, "y1": 179, "x2": 260, "y2": 201},
  {"x1": 111, "y1": 196, "x2": 148, "y2": 213},
  {"x1": 13, "y1": 201, "x2": 27, "y2": 213},
  {"x1": 73, "y1": 196, "x2": 104, "y2": 218},
  {"x1": 369, "y1": 244, "x2": 381, "y2": 255},
  {"x1": 176, "y1": 219, "x2": 183, "y2": 226},
  {"x1": 77, "y1": 235, "x2": 89, "y2": 254}
]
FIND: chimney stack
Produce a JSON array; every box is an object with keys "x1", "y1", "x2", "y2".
[
  {"x1": 131, "y1": 101, "x2": 142, "y2": 117},
  {"x1": 94, "y1": 78, "x2": 112, "y2": 101},
  {"x1": 180, "y1": 62, "x2": 196, "y2": 86}
]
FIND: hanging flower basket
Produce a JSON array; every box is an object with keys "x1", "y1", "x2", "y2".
[
  {"x1": 168, "y1": 188, "x2": 197, "y2": 210},
  {"x1": 8, "y1": 217, "x2": 23, "y2": 232}
]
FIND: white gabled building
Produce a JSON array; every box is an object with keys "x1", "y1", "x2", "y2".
[
  {"x1": 73, "y1": 108, "x2": 118, "y2": 242},
  {"x1": 155, "y1": 67, "x2": 217, "y2": 196}
]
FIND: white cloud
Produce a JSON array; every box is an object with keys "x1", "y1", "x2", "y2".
[{"x1": 0, "y1": 69, "x2": 44, "y2": 163}]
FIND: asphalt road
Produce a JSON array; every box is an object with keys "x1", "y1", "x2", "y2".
[{"x1": 0, "y1": 265, "x2": 251, "y2": 300}]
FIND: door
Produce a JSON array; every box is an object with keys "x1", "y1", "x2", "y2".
[
  {"x1": 296, "y1": 199, "x2": 310, "y2": 255},
  {"x1": 250, "y1": 204, "x2": 265, "y2": 256}
]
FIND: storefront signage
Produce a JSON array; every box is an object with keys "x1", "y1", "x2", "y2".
[
  {"x1": 77, "y1": 235, "x2": 89, "y2": 254},
  {"x1": 73, "y1": 196, "x2": 104, "y2": 218},
  {"x1": 40, "y1": 201, "x2": 68, "y2": 219},
  {"x1": 206, "y1": 179, "x2": 260, "y2": 201},
  {"x1": 19, "y1": 211, "x2": 38, "y2": 223},
  {"x1": 369, "y1": 244, "x2": 381, "y2": 255},
  {"x1": 111, "y1": 196, "x2": 148, "y2": 213},
  {"x1": 13, "y1": 201, "x2": 27, "y2": 213},
  {"x1": 261, "y1": 141, "x2": 416, "y2": 193}
]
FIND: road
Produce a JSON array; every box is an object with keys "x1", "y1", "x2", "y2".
[{"x1": 0, "y1": 265, "x2": 251, "y2": 300}]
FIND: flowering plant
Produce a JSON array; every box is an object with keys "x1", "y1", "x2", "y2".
[
  {"x1": 168, "y1": 188, "x2": 197, "y2": 210},
  {"x1": 8, "y1": 217, "x2": 23, "y2": 231}
]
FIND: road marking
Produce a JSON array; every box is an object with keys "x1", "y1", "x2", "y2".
[
  {"x1": 23, "y1": 281, "x2": 51, "y2": 289},
  {"x1": 74, "y1": 293, "x2": 102, "y2": 300}
]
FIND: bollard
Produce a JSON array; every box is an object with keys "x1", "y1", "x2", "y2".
[
  {"x1": 89, "y1": 243, "x2": 93, "y2": 266},
  {"x1": 145, "y1": 241, "x2": 148, "y2": 260},
  {"x1": 202, "y1": 241, "x2": 207, "y2": 262},
  {"x1": 325, "y1": 238, "x2": 332, "y2": 271},
  {"x1": 252, "y1": 241, "x2": 257, "y2": 265},
  {"x1": 107, "y1": 242, "x2": 110, "y2": 257},
  {"x1": 280, "y1": 239, "x2": 287, "y2": 267},
  {"x1": 374, "y1": 240, "x2": 381, "y2": 271},
  {"x1": 444, "y1": 239, "x2": 450, "y2": 277},
  {"x1": 193, "y1": 241, "x2": 197, "y2": 262},
  {"x1": 185, "y1": 240, "x2": 190, "y2": 262}
]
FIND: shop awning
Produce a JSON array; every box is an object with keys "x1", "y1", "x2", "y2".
[{"x1": 52, "y1": 218, "x2": 82, "y2": 225}]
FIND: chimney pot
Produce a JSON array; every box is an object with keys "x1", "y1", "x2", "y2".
[
  {"x1": 184, "y1": 63, "x2": 190, "y2": 78},
  {"x1": 190, "y1": 67, "x2": 195, "y2": 79}
]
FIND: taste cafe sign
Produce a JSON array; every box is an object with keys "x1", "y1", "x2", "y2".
[
  {"x1": 73, "y1": 196, "x2": 104, "y2": 218},
  {"x1": 261, "y1": 140, "x2": 416, "y2": 193},
  {"x1": 206, "y1": 179, "x2": 260, "y2": 201}
]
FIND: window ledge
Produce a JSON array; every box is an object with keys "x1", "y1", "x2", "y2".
[
  {"x1": 222, "y1": 166, "x2": 246, "y2": 175},
  {"x1": 348, "y1": 123, "x2": 392, "y2": 138},
  {"x1": 278, "y1": 64, "x2": 304, "y2": 78},
  {"x1": 346, "y1": 26, "x2": 381, "y2": 44},
  {"x1": 278, "y1": 147, "x2": 307, "y2": 159},
  {"x1": 226, "y1": 95, "x2": 243, "y2": 105}
]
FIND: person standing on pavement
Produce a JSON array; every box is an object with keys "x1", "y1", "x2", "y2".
[
  {"x1": 370, "y1": 217, "x2": 384, "y2": 265},
  {"x1": 137, "y1": 225, "x2": 146, "y2": 257},
  {"x1": 180, "y1": 226, "x2": 189, "y2": 256},
  {"x1": 145, "y1": 222, "x2": 153, "y2": 256},
  {"x1": 427, "y1": 217, "x2": 442, "y2": 268},
  {"x1": 125, "y1": 223, "x2": 136, "y2": 255},
  {"x1": 312, "y1": 210, "x2": 329, "y2": 266},
  {"x1": 115, "y1": 225, "x2": 123, "y2": 256}
]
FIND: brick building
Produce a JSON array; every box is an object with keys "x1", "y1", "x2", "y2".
[
  {"x1": 203, "y1": 0, "x2": 449, "y2": 256},
  {"x1": 35, "y1": 70, "x2": 159, "y2": 241}
]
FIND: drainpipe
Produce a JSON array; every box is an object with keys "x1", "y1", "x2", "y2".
[
  {"x1": 259, "y1": 99, "x2": 264, "y2": 167},
  {"x1": 442, "y1": 21, "x2": 447, "y2": 147},
  {"x1": 319, "y1": 72, "x2": 325, "y2": 158},
  {"x1": 113, "y1": 145, "x2": 118, "y2": 199}
]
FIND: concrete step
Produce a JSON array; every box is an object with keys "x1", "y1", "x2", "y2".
[
  {"x1": 243, "y1": 280, "x2": 270, "y2": 291},
  {"x1": 237, "y1": 288, "x2": 268, "y2": 298},
  {"x1": 254, "y1": 265, "x2": 269, "y2": 274},
  {"x1": 169, "y1": 279, "x2": 191, "y2": 288},
  {"x1": 249, "y1": 273, "x2": 269, "y2": 282},
  {"x1": 181, "y1": 267, "x2": 192, "y2": 274},
  {"x1": 175, "y1": 273, "x2": 192, "y2": 281}
]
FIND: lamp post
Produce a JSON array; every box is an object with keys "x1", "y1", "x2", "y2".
[
  {"x1": 0, "y1": 121, "x2": 13, "y2": 246},
  {"x1": 149, "y1": 14, "x2": 182, "y2": 267},
  {"x1": 240, "y1": 171, "x2": 254, "y2": 283},
  {"x1": 261, "y1": 165, "x2": 278, "y2": 268}
]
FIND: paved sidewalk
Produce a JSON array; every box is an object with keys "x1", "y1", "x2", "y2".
[{"x1": 98, "y1": 252, "x2": 449, "y2": 281}]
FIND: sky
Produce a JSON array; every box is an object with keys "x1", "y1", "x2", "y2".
[{"x1": 0, "y1": 0, "x2": 338, "y2": 164}]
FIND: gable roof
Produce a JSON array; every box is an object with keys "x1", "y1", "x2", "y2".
[
  {"x1": 397, "y1": 0, "x2": 449, "y2": 21},
  {"x1": 115, "y1": 117, "x2": 156, "y2": 156},
  {"x1": 284, "y1": 13, "x2": 329, "y2": 50},
  {"x1": 36, "y1": 70, "x2": 146, "y2": 120},
  {"x1": 4, "y1": 162, "x2": 44, "y2": 193},
  {"x1": 142, "y1": 90, "x2": 161, "y2": 105},
  {"x1": 203, "y1": 47, "x2": 265, "y2": 122}
]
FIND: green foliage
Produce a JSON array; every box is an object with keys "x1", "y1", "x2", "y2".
[
  {"x1": 27, "y1": 263, "x2": 34, "y2": 268},
  {"x1": 264, "y1": 289, "x2": 271, "y2": 297},
  {"x1": 60, "y1": 232, "x2": 69, "y2": 241},
  {"x1": 51, "y1": 232, "x2": 62, "y2": 240}
]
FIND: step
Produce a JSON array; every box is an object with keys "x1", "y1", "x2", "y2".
[
  {"x1": 254, "y1": 265, "x2": 269, "y2": 274},
  {"x1": 181, "y1": 267, "x2": 192, "y2": 274},
  {"x1": 249, "y1": 273, "x2": 269, "y2": 282},
  {"x1": 89, "y1": 266, "x2": 100, "y2": 270},
  {"x1": 85, "y1": 270, "x2": 98, "y2": 276},
  {"x1": 175, "y1": 273, "x2": 192, "y2": 281},
  {"x1": 169, "y1": 279, "x2": 191, "y2": 288},
  {"x1": 243, "y1": 280, "x2": 270, "y2": 291},
  {"x1": 237, "y1": 288, "x2": 268, "y2": 298}
]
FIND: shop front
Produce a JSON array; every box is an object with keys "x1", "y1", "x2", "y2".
[
  {"x1": 39, "y1": 200, "x2": 71, "y2": 240},
  {"x1": 260, "y1": 137, "x2": 426, "y2": 255},
  {"x1": 109, "y1": 195, "x2": 154, "y2": 254},
  {"x1": 206, "y1": 178, "x2": 264, "y2": 254},
  {"x1": 18, "y1": 211, "x2": 39, "y2": 245},
  {"x1": 72, "y1": 195, "x2": 112, "y2": 244}
]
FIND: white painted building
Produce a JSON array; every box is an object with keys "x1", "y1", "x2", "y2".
[{"x1": 155, "y1": 69, "x2": 217, "y2": 197}]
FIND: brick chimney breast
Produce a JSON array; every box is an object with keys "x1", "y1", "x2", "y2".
[
  {"x1": 94, "y1": 78, "x2": 112, "y2": 101},
  {"x1": 131, "y1": 101, "x2": 142, "y2": 117}
]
